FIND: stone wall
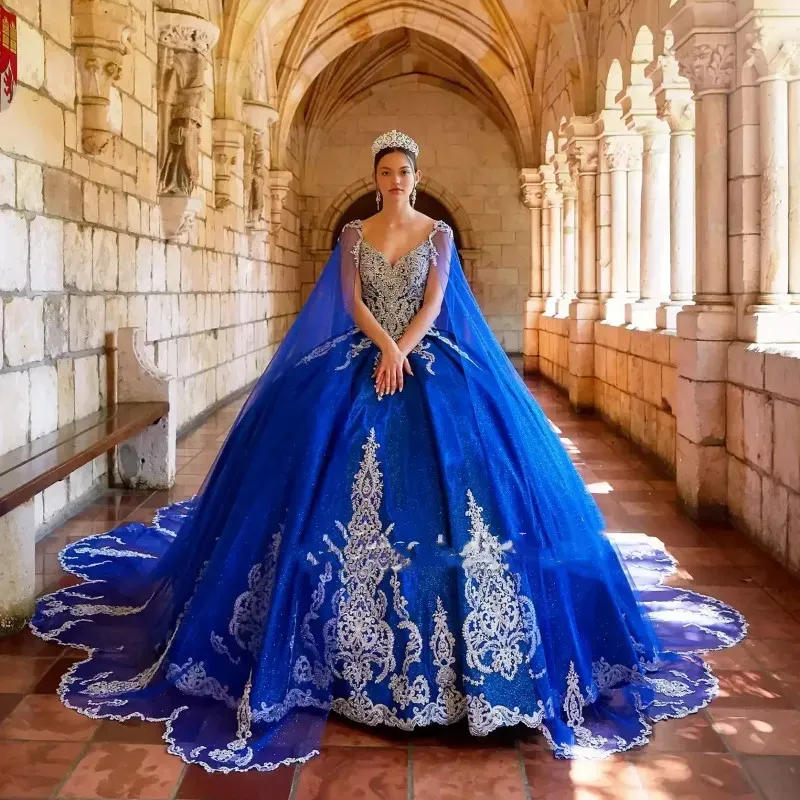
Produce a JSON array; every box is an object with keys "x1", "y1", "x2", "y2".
[
  {"x1": 726, "y1": 346, "x2": 800, "y2": 572},
  {"x1": 0, "y1": 0, "x2": 301, "y2": 534}
]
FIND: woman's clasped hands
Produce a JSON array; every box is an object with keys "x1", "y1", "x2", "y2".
[{"x1": 373, "y1": 339, "x2": 413, "y2": 400}]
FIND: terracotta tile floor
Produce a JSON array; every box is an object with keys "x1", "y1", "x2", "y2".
[{"x1": 2, "y1": 378, "x2": 800, "y2": 798}]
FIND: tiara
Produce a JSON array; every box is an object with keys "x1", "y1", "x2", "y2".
[{"x1": 371, "y1": 130, "x2": 420, "y2": 158}]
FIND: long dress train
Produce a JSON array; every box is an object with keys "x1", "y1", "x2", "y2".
[{"x1": 31, "y1": 219, "x2": 746, "y2": 772}]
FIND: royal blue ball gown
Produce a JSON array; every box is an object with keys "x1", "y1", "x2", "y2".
[{"x1": 31, "y1": 219, "x2": 746, "y2": 772}]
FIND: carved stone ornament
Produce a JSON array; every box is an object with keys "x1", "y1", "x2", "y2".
[
  {"x1": 156, "y1": 11, "x2": 220, "y2": 54},
  {"x1": 603, "y1": 138, "x2": 638, "y2": 171},
  {"x1": 268, "y1": 170, "x2": 293, "y2": 234},
  {"x1": 72, "y1": 0, "x2": 134, "y2": 155},
  {"x1": 156, "y1": 10, "x2": 219, "y2": 241},
  {"x1": 656, "y1": 93, "x2": 695, "y2": 133},
  {"x1": 519, "y1": 168, "x2": 543, "y2": 209},
  {"x1": 243, "y1": 101, "x2": 279, "y2": 229},
  {"x1": 567, "y1": 141, "x2": 599, "y2": 175},
  {"x1": 212, "y1": 118, "x2": 244, "y2": 210},
  {"x1": 677, "y1": 43, "x2": 735, "y2": 95},
  {"x1": 744, "y1": 23, "x2": 800, "y2": 80}
]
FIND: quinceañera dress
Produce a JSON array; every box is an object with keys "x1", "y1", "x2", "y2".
[{"x1": 32, "y1": 136, "x2": 746, "y2": 774}]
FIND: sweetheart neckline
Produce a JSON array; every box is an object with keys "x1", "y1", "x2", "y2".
[{"x1": 360, "y1": 237, "x2": 430, "y2": 269}]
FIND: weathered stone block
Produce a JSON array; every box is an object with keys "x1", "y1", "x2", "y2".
[
  {"x1": 0, "y1": 86, "x2": 64, "y2": 168},
  {"x1": 0, "y1": 370, "x2": 30, "y2": 454},
  {"x1": 57, "y1": 359, "x2": 75, "y2": 427},
  {"x1": 136, "y1": 238, "x2": 152, "y2": 292},
  {"x1": 789, "y1": 491, "x2": 800, "y2": 575},
  {"x1": 726, "y1": 384, "x2": 745, "y2": 461},
  {"x1": 92, "y1": 228, "x2": 118, "y2": 291},
  {"x1": 16, "y1": 18, "x2": 44, "y2": 89},
  {"x1": 30, "y1": 216, "x2": 64, "y2": 291},
  {"x1": 677, "y1": 436, "x2": 728, "y2": 518},
  {"x1": 743, "y1": 389, "x2": 773, "y2": 472},
  {"x1": 74, "y1": 355, "x2": 100, "y2": 418},
  {"x1": 762, "y1": 477, "x2": 789, "y2": 560},
  {"x1": 765, "y1": 351, "x2": 800, "y2": 404},
  {"x1": 44, "y1": 295, "x2": 68, "y2": 357},
  {"x1": 0, "y1": 209, "x2": 28, "y2": 291},
  {"x1": 643, "y1": 359, "x2": 662, "y2": 408},
  {"x1": 4, "y1": 297, "x2": 44, "y2": 365},
  {"x1": 676, "y1": 377, "x2": 726, "y2": 445},
  {"x1": 117, "y1": 233, "x2": 137, "y2": 292},
  {"x1": 0, "y1": 153, "x2": 14, "y2": 205},
  {"x1": 678, "y1": 338, "x2": 728, "y2": 382},
  {"x1": 69, "y1": 295, "x2": 105, "y2": 352},
  {"x1": 0, "y1": 501, "x2": 35, "y2": 634},
  {"x1": 29, "y1": 364, "x2": 58, "y2": 440},
  {"x1": 16, "y1": 160, "x2": 43, "y2": 212},
  {"x1": 44, "y1": 39, "x2": 75, "y2": 109},
  {"x1": 63, "y1": 222, "x2": 92, "y2": 291},
  {"x1": 44, "y1": 169, "x2": 83, "y2": 221},
  {"x1": 727, "y1": 341, "x2": 765, "y2": 389},
  {"x1": 774, "y1": 399, "x2": 800, "y2": 493}
]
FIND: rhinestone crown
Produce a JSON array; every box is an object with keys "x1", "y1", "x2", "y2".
[{"x1": 371, "y1": 130, "x2": 420, "y2": 158}]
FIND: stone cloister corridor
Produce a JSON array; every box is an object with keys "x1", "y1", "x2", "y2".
[{"x1": 2, "y1": 0, "x2": 800, "y2": 797}]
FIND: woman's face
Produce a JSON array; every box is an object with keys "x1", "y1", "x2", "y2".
[{"x1": 375, "y1": 151, "x2": 419, "y2": 207}]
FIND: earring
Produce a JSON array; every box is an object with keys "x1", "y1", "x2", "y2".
[
  {"x1": 410, "y1": 187, "x2": 417, "y2": 207},
  {"x1": 376, "y1": 190, "x2": 382, "y2": 210}
]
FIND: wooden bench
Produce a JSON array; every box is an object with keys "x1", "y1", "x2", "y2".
[{"x1": 0, "y1": 327, "x2": 176, "y2": 635}]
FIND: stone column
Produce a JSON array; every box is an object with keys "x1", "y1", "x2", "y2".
[
  {"x1": 212, "y1": 118, "x2": 245, "y2": 211},
  {"x1": 521, "y1": 169, "x2": 544, "y2": 373},
  {"x1": 743, "y1": 27, "x2": 800, "y2": 341},
  {"x1": 156, "y1": 10, "x2": 220, "y2": 241},
  {"x1": 791, "y1": 75, "x2": 800, "y2": 298},
  {"x1": 625, "y1": 143, "x2": 643, "y2": 316},
  {"x1": 602, "y1": 138, "x2": 632, "y2": 324},
  {"x1": 566, "y1": 126, "x2": 601, "y2": 411},
  {"x1": 557, "y1": 164, "x2": 578, "y2": 315},
  {"x1": 629, "y1": 123, "x2": 671, "y2": 328},
  {"x1": 541, "y1": 164, "x2": 562, "y2": 316},
  {"x1": 672, "y1": 31, "x2": 736, "y2": 519},
  {"x1": 540, "y1": 171, "x2": 551, "y2": 301},
  {"x1": 651, "y1": 65, "x2": 696, "y2": 330}
]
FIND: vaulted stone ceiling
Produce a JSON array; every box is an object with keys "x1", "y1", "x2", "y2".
[{"x1": 218, "y1": 0, "x2": 595, "y2": 168}]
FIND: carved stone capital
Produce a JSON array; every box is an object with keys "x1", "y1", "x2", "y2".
[
  {"x1": 212, "y1": 118, "x2": 244, "y2": 210},
  {"x1": 268, "y1": 170, "x2": 293, "y2": 234},
  {"x1": 519, "y1": 169, "x2": 543, "y2": 209},
  {"x1": 567, "y1": 140, "x2": 599, "y2": 175},
  {"x1": 676, "y1": 42, "x2": 735, "y2": 95},
  {"x1": 656, "y1": 90, "x2": 696, "y2": 133},
  {"x1": 72, "y1": 0, "x2": 133, "y2": 155},
  {"x1": 744, "y1": 22, "x2": 800, "y2": 81},
  {"x1": 603, "y1": 137, "x2": 639, "y2": 171},
  {"x1": 243, "y1": 100, "x2": 279, "y2": 134},
  {"x1": 543, "y1": 183, "x2": 562, "y2": 208},
  {"x1": 156, "y1": 10, "x2": 220, "y2": 54}
]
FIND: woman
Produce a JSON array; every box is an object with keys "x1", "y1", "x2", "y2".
[{"x1": 33, "y1": 130, "x2": 746, "y2": 772}]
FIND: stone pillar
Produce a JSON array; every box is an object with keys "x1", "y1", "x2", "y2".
[
  {"x1": 743, "y1": 26, "x2": 800, "y2": 341},
  {"x1": 540, "y1": 170, "x2": 551, "y2": 301},
  {"x1": 72, "y1": 0, "x2": 134, "y2": 155},
  {"x1": 0, "y1": 503, "x2": 35, "y2": 635},
  {"x1": 625, "y1": 143, "x2": 643, "y2": 316},
  {"x1": 792, "y1": 75, "x2": 800, "y2": 298},
  {"x1": 566, "y1": 124, "x2": 601, "y2": 411},
  {"x1": 541, "y1": 164, "x2": 562, "y2": 316},
  {"x1": 156, "y1": 10, "x2": 220, "y2": 241},
  {"x1": 557, "y1": 164, "x2": 578, "y2": 315},
  {"x1": 521, "y1": 169, "x2": 544, "y2": 373},
  {"x1": 672, "y1": 29, "x2": 737, "y2": 519},
  {"x1": 629, "y1": 123, "x2": 671, "y2": 328},
  {"x1": 650, "y1": 57, "x2": 696, "y2": 330},
  {"x1": 602, "y1": 138, "x2": 632, "y2": 324}
]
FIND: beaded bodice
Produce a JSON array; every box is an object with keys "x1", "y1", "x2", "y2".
[{"x1": 347, "y1": 219, "x2": 450, "y2": 340}]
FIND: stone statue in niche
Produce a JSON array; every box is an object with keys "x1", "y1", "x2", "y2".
[
  {"x1": 158, "y1": 47, "x2": 205, "y2": 196},
  {"x1": 248, "y1": 131, "x2": 266, "y2": 226}
]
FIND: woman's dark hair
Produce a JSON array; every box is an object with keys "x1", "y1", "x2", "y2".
[{"x1": 373, "y1": 146, "x2": 417, "y2": 174}]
